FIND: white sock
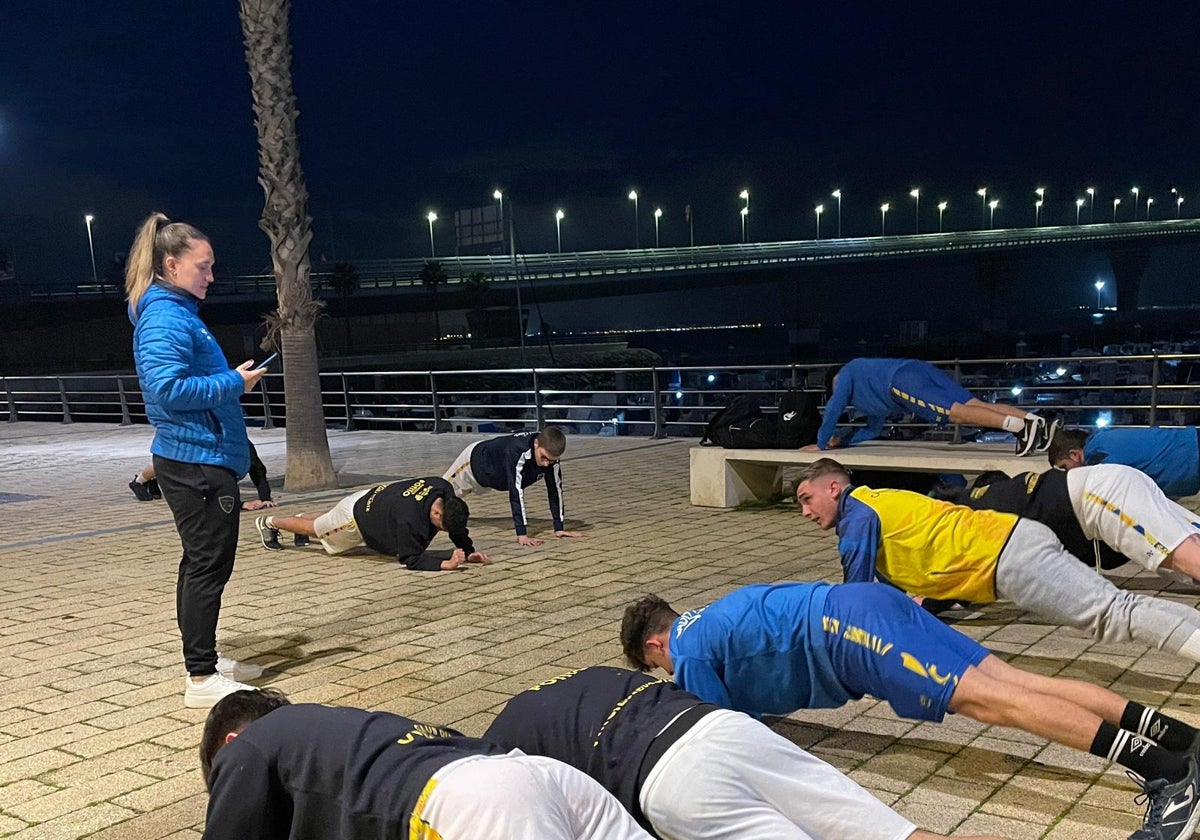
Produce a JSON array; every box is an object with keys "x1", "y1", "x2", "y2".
[
  {"x1": 1178, "y1": 629, "x2": 1200, "y2": 662},
  {"x1": 265, "y1": 516, "x2": 276, "y2": 528},
  {"x1": 1002, "y1": 416, "x2": 1025, "y2": 433}
]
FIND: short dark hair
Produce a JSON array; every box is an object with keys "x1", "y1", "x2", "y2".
[
  {"x1": 620, "y1": 595, "x2": 680, "y2": 670},
  {"x1": 537, "y1": 425, "x2": 567, "y2": 457},
  {"x1": 1047, "y1": 427, "x2": 1090, "y2": 464},
  {"x1": 199, "y1": 688, "x2": 290, "y2": 789},
  {"x1": 442, "y1": 494, "x2": 470, "y2": 542},
  {"x1": 823, "y1": 364, "x2": 844, "y2": 401},
  {"x1": 794, "y1": 457, "x2": 853, "y2": 487}
]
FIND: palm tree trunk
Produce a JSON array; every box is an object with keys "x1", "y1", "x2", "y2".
[{"x1": 239, "y1": 0, "x2": 337, "y2": 490}]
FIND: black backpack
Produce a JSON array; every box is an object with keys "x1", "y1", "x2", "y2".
[
  {"x1": 700, "y1": 396, "x2": 777, "y2": 448},
  {"x1": 775, "y1": 390, "x2": 821, "y2": 449}
]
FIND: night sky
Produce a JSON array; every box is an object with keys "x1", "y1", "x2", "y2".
[{"x1": 2, "y1": 2, "x2": 1198, "y2": 286}]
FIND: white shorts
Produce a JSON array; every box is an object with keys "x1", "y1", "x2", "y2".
[
  {"x1": 443, "y1": 441, "x2": 490, "y2": 495},
  {"x1": 1068, "y1": 463, "x2": 1200, "y2": 571},
  {"x1": 415, "y1": 750, "x2": 651, "y2": 840},
  {"x1": 312, "y1": 488, "x2": 371, "y2": 554},
  {"x1": 639, "y1": 709, "x2": 916, "y2": 840}
]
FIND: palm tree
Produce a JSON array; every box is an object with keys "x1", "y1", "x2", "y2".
[
  {"x1": 328, "y1": 262, "x2": 359, "y2": 351},
  {"x1": 238, "y1": 0, "x2": 336, "y2": 490},
  {"x1": 419, "y1": 260, "x2": 448, "y2": 341}
]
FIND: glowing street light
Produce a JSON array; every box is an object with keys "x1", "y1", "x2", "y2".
[
  {"x1": 1146, "y1": 197, "x2": 1155, "y2": 220},
  {"x1": 1112, "y1": 197, "x2": 1121, "y2": 222},
  {"x1": 493, "y1": 189, "x2": 505, "y2": 253},
  {"x1": 555, "y1": 209, "x2": 565, "y2": 253},
  {"x1": 1034, "y1": 199, "x2": 1043, "y2": 227},
  {"x1": 425, "y1": 211, "x2": 438, "y2": 257},
  {"x1": 1094, "y1": 279, "x2": 1105, "y2": 309},
  {"x1": 988, "y1": 198, "x2": 999, "y2": 229},
  {"x1": 83, "y1": 214, "x2": 98, "y2": 284},
  {"x1": 880, "y1": 202, "x2": 890, "y2": 235},
  {"x1": 909, "y1": 188, "x2": 920, "y2": 233},
  {"x1": 740, "y1": 206, "x2": 748, "y2": 243},
  {"x1": 1131, "y1": 186, "x2": 1140, "y2": 219},
  {"x1": 1086, "y1": 186, "x2": 1096, "y2": 222},
  {"x1": 814, "y1": 203, "x2": 824, "y2": 240},
  {"x1": 977, "y1": 187, "x2": 988, "y2": 228},
  {"x1": 628, "y1": 190, "x2": 639, "y2": 248},
  {"x1": 831, "y1": 189, "x2": 842, "y2": 237},
  {"x1": 1178, "y1": 195, "x2": 1185, "y2": 217},
  {"x1": 1075, "y1": 198, "x2": 1085, "y2": 225},
  {"x1": 653, "y1": 207, "x2": 662, "y2": 248},
  {"x1": 739, "y1": 189, "x2": 750, "y2": 212},
  {"x1": 937, "y1": 201, "x2": 948, "y2": 232}
]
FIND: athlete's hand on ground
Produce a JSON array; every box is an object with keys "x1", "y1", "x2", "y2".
[
  {"x1": 517, "y1": 535, "x2": 543, "y2": 547},
  {"x1": 441, "y1": 548, "x2": 467, "y2": 570},
  {"x1": 242, "y1": 499, "x2": 278, "y2": 511},
  {"x1": 466, "y1": 551, "x2": 492, "y2": 564},
  {"x1": 799, "y1": 444, "x2": 821, "y2": 451},
  {"x1": 554, "y1": 530, "x2": 583, "y2": 539}
]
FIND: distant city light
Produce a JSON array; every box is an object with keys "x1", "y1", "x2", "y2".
[
  {"x1": 1010, "y1": 386, "x2": 1022, "y2": 396},
  {"x1": 1096, "y1": 413, "x2": 1112, "y2": 428},
  {"x1": 1055, "y1": 367, "x2": 1067, "y2": 377},
  {"x1": 675, "y1": 391, "x2": 684, "y2": 399},
  {"x1": 707, "y1": 374, "x2": 717, "y2": 383}
]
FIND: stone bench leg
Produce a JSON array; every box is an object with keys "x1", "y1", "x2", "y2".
[{"x1": 690, "y1": 448, "x2": 781, "y2": 508}]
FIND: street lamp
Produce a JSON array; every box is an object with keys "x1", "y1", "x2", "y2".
[
  {"x1": 1075, "y1": 198, "x2": 1085, "y2": 225},
  {"x1": 653, "y1": 207, "x2": 662, "y2": 248},
  {"x1": 1146, "y1": 197, "x2": 1155, "y2": 220},
  {"x1": 628, "y1": 190, "x2": 639, "y2": 248},
  {"x1": 1034, "y1": 199, "x2": 1043, "y2": 226},
  {"x1": 814, "y1": 204, "x2": 824, "y2": 240},
  {"x1": 977, "y1": 187, "x2": 988, "y2": 228},
  {"x1": 83, "y1": 214, "x2": 98, "y2": 284},
  {"x1": 937, "y1": 201, "x2": 948, "y2": 232},
  {"x1": 1094, "y1": 279, "x2": 1105, "y2": 310},
  {"x1": 1112, "y1": 197, "x2": 1121, "y2": 222},
  {"x1": 1086, "y1": 186, "x2": 1095, "y2": 222},
  {"x1": 493, "y1": 189, "x2": 505, "y2": 253},
  {"x1": 1131, "y1": 186, "x2": 1139, "y2": 219},
  {"x1": 831, "y1": 189, "x2": 842, "y2": 237},
  {"x1": 909, "y1": 188, "x2": 920, "y2": 233},
  {"x1": 555, "y1": 209, "x2": 564, "y2": 253},
  {"x1": 988, "y1": 199, "x2": 999, "y2": 229},
  {"x1": 740, "y1": 206, "x2": 748, "y2": 243},
  {"x1": 425, "y1": 211, "x2": 437, "y2": 257},
  {"x1": 880, "y1": 202, "x2": 890, "y2": 235},
  {"x1": 1178, "y1": 195, "x2": 1185, "y2": 217}
]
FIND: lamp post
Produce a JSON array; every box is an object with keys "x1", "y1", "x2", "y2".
[
  {"x1": 740, "y1": 206, "x2": 748, "y2": 243},
  {"x1": 880, "y1": 202, "x2": 890, "y2": 236},
  {"x1": 555, "y1": 209, "x2": 564, "y2": 253},
  {"x1": 425, "y1": 211, "x2": 437, "y2": 257},
  {"x1": 628, "y1": 190, "x2": 639, "y2": 248},
  {"x1": 653, "y1": 207, "x2": 662, "y2": 248},
  {"x1": 814, "y1": 204, "x2": 823, "y2": 240},
  {"x1": 493, "y1": 189, "x2": 505, "y2": 253},
  {"x1": 1086, "y1": 186, "x2": 1095, "y2": 222},
  {"x1": 1146, "y1": 197, "x2": 1155, "y2": 220},
  {"x1": 1034, "y1": 200, "x2": 1043, "y2": 227},
  {"x1": 1112, "y1": 197, "x2": 1121, "y2": 222},
  {"x1": 988, "y1": 199, "x2": 999, "y2": 229},
  {"x1": 1075, "y1": 198, "x2": 1085, "y2": 225},
  {"x1": 831, "y1": 189, "x2": 842, "y2": 237},
  {"x1": 1178, "y1": 195, "x2": 1185, "y2": 217},
  {"x1": 977, "y1": 187, "x2": 987, "y2": 228},
  {"x1": 1094, "y1": 279, "x2": 1105, "y2": 310},
  {"x1": 909, "y1": 188, "x2": 920, "y2": 233},
  {"x1": 937, "y1": 201, "x2": 947, "y2": 232},
  {"x1": 1131, "y1": 187, "x2": 1140, "y2": 219},
  {"x1": 83, "y1": 214, "x2": 98, "y2": 284}
]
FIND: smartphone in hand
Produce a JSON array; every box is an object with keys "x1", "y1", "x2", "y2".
[{"x1": 254, "y1": 352, "x2": 279, "y2": 371}]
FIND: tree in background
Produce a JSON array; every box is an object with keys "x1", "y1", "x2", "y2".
[{"x1": 419, "y1": 260, "x2": 448, "y2": 341}]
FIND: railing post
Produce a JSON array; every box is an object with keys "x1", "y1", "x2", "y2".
[
  {"x1": 117, "y1": 376, "x2": 133, "y2": 425},
  {"x1": 950, "y1": 359, "x2": 963, "y2": 445},
  {"x1": 4, "y1": 379, "x2": 17, "y2": 422},
  {"x1": 650, "y1": 367, "x2": 666, "y2": 439},
  {"x1": 429, "y1": 371, "x2": 442, "y2": 434},
  {"x1": 789, "y1": 364, "x2": 798, "y2": 389},
  {"x1": 532, "y1": 369, "x2": 545, "y2": 429},
  {"x1": 58, "y1": 377, "x2": 73, "y2": 424},
  {"x1": 342, "y1": 373, "x2": 355, "y2": 432},
  {"x1": 1149, "y1": 351, "x2": 1160, "y2": 427},
  {"x1": 259, "y1": 376, "x2": 274, "y2": 430}
]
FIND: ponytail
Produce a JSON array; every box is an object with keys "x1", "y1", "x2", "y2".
[{"x1": 125, "y1": 212, "x2": 210, "y2": 314}]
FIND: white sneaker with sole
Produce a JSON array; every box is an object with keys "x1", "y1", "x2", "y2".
[
  {"x1": 217, "y1": 655, "x2": 264, "y2": 682},
  {"x1": 184, "y1": 672, "x2": 255, "y2": 709}
]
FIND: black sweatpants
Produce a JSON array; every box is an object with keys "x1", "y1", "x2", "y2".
[{"x1": 153, "y1": 455, "x2": 241, "y2": 676}]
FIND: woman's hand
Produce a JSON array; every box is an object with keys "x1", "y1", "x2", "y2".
[{"x1": 235, "y1": 360, "x2": 267, "y2": 393}]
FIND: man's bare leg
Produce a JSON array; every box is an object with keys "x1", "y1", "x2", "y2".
[
  {"x1": 265, "y1": 513, "x2": 320, "y2": 538},
  {"x1": 947, "y1": 399, "x2": 1030, "y2": 431}
]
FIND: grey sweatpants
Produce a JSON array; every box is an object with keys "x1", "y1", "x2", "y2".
[{"x1": 994, "y1": 518, "x2": 1200, "y2": 656}]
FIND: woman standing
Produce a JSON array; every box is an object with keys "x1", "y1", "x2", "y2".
[{"x1": 126, "y1": 212, "x2": 266, "y2": 708}]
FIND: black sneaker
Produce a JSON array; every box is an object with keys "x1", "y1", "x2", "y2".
[
  {"x1": 145, "y1": 478, "x2": 163, "y2": 499},
  {"x1": 1130, "y1": 758, "x2": 1200, "y2": 840},
  {"x1": 255, "y1": 515, "x2": 284, "y2": 551},
  {"x1": 1033, "y1": 414, "x2": 1064, "y2": 455},
  {"x1": 129, "y1": 478, "x2": 154, "y2": 502},
  {"x1": 1014, "y1": 414, "x2": 1045, "y2": 457},
  {"x1": 294, "y1": 534, "x2": 310, "y2": 547}
]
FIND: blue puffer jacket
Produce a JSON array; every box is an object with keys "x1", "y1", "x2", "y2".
[{"x1": 131, "y1": 281, "x2": 250, "y2": 477}]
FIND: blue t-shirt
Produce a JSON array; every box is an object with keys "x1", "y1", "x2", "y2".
[
  {"x1": 1085, "y1": 428, "x2": 1200, "y2": 498},
  {"x1": 669, "y1": 582, "x2": 855, "y2": 717}
]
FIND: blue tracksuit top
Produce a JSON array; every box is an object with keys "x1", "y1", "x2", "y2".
[
  {"x1": 817, "y1": 358, "x2": 909, "y2": 449},
  {"x1": 1084, "y1": 427, "x2": 1200, "y2": 498},
  {"x1": 668, "y1": 582, "x2": 855, "y2": 718}
]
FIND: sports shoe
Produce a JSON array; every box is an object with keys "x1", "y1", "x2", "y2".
[
  {"x1": 1014, "y1": 414, "x2": 1046, "y2": 457},
  {"x1": 217, "y1": 655, "x2": 264, "y2": 682},
  {"x1": 255, "y1": 515, "x2": 283, "y2": 551},
  {"x1": 1033, "y1": 413, "x2": 1064, "y2": 455},
  {"x1": 1129, "y1": 758, "x2": 1200, "y2": 840},
  {"x1": 146, "y1": 478, "x2": 163, "y2": 499},
  {"x1": 294, "y1": 534, "x2": 310, "y2": 547},
  {"x1": 129, "y1": 477, "x2": 154, "y2": 502},
  {"x1": 184, "y1": 672, "x2": 256, "y2": 709}
]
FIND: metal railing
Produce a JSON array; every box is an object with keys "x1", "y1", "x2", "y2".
[{"x1": 5, "y1": 352, "x2": 1199, "y2": 439}]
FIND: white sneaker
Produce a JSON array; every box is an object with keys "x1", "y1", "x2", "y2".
[
  {"x1": 184, "y1": 672, "x2": 255, "y2": 709},
  {"x1": 217, "y1": 655, "x2": 264, "y2": 682}
]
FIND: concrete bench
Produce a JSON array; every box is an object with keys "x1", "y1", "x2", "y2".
[{"x1": 689, "y1": 440, "x2": 1052, "y2": 508}]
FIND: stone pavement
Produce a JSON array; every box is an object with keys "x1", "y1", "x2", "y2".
[{"x1": 1, "y1": 422, "x2": 1199, "y2": 839}]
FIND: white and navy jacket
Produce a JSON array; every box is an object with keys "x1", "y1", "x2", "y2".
[{"x1": 469, "y1": 432, "x2": 565, "y2": 536}]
